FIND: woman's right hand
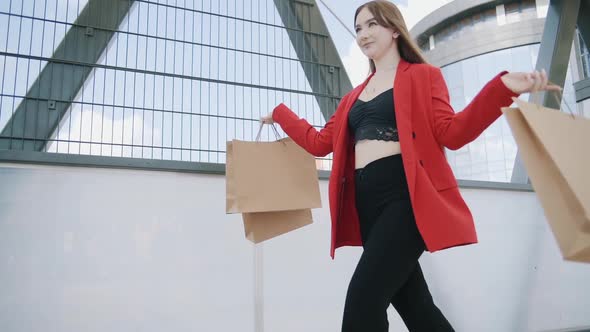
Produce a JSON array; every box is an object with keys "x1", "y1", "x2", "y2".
[{"x1": 260, "y1": 113, "x2": 274, "y2": 124}]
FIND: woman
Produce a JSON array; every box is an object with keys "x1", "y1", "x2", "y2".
[{"x1": 261, "y1": 1, "x2": 560, "y2": 331}]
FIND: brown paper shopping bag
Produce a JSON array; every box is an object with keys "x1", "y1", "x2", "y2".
[
  {"x1": 242, "y1": 209, "x2": 313, "y2": 243},
  {"x1": 502, "y1": 97, "x2": 590, "y2": 262},
  {"x1": 226, "y1": 124, "x2": 322, "y2": 214}
]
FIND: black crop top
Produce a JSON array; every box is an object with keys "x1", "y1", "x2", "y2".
[{"x1": 348, "y1": 88, "x2": 398, "y2": 144}]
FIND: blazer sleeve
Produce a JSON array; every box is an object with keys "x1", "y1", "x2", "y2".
[
  {"x1": 272, "y1": 98, "x2": 345, "y2": 157},
  {"x1": 428, "y1": 66, "x2": 519, "y2": 150}
]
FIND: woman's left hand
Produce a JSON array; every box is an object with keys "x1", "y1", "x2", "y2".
[{"x1": 501, "y1": 69, "x2": 562, "y2": 94}]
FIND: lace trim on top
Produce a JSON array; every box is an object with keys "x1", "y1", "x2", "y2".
[{"x1": 355, "y1": 125, "x2": 399, "y2": 143}]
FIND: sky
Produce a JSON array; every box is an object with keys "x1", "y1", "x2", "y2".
[{"x1": 316, "y1": 0, "x2": 452, "y2": 85}]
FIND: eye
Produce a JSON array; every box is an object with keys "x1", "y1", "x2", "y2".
[
  {"x1": 369, "y1": 22, "x2": 377, "y2": 27},
  {"x1": 355, "y1": 27, "x2": 361, "y2": 33}
]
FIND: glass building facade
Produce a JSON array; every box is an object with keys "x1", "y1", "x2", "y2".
[
  {"x1": 416, "y1": 0, "x2": 583, "y2": 183},
  {"x1": 441, "y1": 44, "x2": 576, "y2": 182}
]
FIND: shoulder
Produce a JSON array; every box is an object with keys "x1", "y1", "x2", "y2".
[
  {"x1": 408, "y1": 62, "x2": 441, "y2": 77},
  {"x1": 407, "y1": 63, "x2": 448, "y2": 89}
]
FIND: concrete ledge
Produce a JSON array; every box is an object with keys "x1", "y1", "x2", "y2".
[
  {"x1": 0, "y1": 150, "x2": 533, "y2": 191},
  {"x1": 540, "y1": 327, "x2": 590, "y2": 332},
  {"x1": 0, "y1": 150, "x2": 225, "y2": 175}
]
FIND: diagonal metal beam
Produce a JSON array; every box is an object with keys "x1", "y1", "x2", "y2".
[
  {"x1": 0, "y1": 0, "x2": 135, "y2": 151},
  {"x1": 511, "y1": 0, "x2": 581, "y2": 183},
  {"x1": 273, "y1": 0, "x2": 352, "y2": 121}
]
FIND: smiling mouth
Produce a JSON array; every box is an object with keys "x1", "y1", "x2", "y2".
[{"x1": 363, "y1": 42, "x2": 374, "y2": 47}]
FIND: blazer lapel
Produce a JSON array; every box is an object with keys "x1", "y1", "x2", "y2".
[
  {"x1": 394, "y1": 59, "x2": 417, "y2": 200},
  {"x1": 334, "y1": 73, "x2": 374, "y2": 168}
]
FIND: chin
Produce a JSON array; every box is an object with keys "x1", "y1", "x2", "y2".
[{"x1": 362, "y1": 50, "x2": 377, "y2": 59}]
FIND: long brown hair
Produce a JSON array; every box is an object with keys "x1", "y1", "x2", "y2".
[{"x1": 354, "y1": 1, "x2": 427, "y2": 72}]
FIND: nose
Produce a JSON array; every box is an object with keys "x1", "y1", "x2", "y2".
[{"x1": 357, "y1": 29, "x2": 369, "y2": 43}]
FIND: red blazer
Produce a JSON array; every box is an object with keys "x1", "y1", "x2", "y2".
[{"x1": 272, "y1": 59, "x2": 519, "y2": 258}]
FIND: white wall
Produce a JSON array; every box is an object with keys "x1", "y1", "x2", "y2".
[{"x1": 0, "y1": 163, "x2": 589, "y2": 332}]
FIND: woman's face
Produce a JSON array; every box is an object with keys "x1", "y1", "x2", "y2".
[{"x1": 355, "y1": 7, "x2": 397, "y2": 60}]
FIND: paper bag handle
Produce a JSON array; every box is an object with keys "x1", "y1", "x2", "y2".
[
  {"x1": 255, "y1": 122, "x2": 284, "y2": 143},
  {"x1": 531, "y1": 82, "x2": 575, "y2": 118}
]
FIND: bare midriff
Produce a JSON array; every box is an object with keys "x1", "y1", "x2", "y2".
[{"x1": 354, "y1": 139, "x2": 401, "y2": 169}]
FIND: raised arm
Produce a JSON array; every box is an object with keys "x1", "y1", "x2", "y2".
[{"x1": 428, "y1": 66, "x2": 518, "y2": 150}]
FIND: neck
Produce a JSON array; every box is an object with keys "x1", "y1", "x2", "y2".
[{"x1": 373, "y1": 45, "x2": 401, "y2": 73}]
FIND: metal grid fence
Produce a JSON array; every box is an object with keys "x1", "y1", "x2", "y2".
[{"x1": 0, "y1": 0, "x2": 348, "y2": 170}]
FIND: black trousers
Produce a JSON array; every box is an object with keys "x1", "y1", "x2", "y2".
[{"x1": 342, "y1": 154, "x2": 454, "y2": 332}]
